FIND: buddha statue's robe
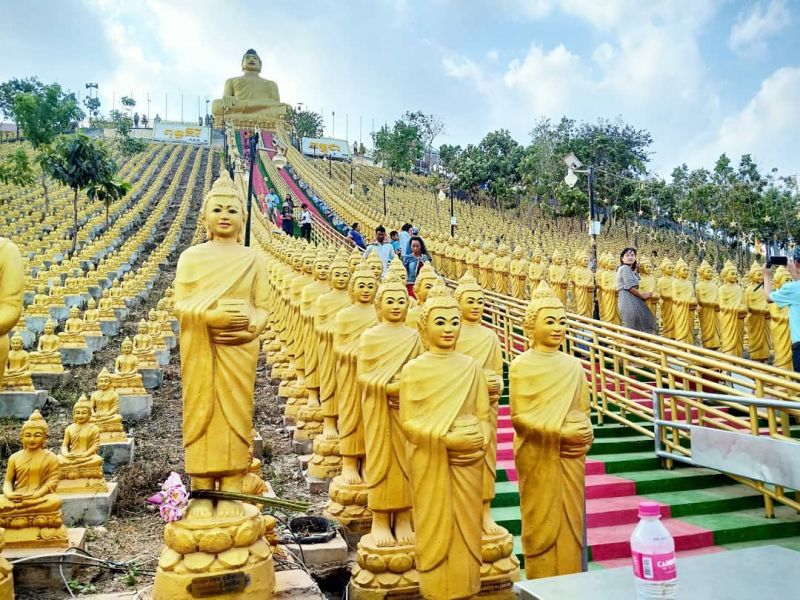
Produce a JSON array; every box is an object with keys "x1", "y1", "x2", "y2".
[
  {"x1": 174, "y1": 242, "x2": 268, "y2": 479},
  {"x1": 0, "y1": 448, "x2": 61, "y2": 515},
  {"x1": 745, "y1": 285, "x2": 770, "y2": 361},
  {"x1": 301, "y1": 278, "x2": 332, "y2": 395},
  {"x1": 493, "y1": 255, "x2": 511, "y2": 295},
  {"x1": 334, "y1": 305, "x2": 378, "y2": 459},
  {"x1": 454, "y1": 246, "x2": 468, "y2": 279},
  {"x1": 769, "y1": 302, "x2": 792, "y2": 370},
  {"x1": 528, "y1": 261, "x2": 545, "y2": 291},
  {"x1": 510, "y1": 349, "x2": 593, "y2": 579},
  {"x1": 30, "y1": 333, "x2": 62, "y2": 371},
  {"x1": 212, "y1": 72, "x2": 287, "y2": 125},
  {"x1": 400, "y1": 352, "x2": 490, "y2": 600},
  {"x1": 509, "y1": 259, "x2": 529, "y2": 299},
  {"x1": 658, "y1": 276, "x2": 675, "y2": 338},
  {"x1": 60, "y1": 317, "x2": 87, "y2": 348},
  {"x1": 572, "y1": 267, "x2": 594, "y2": 318},
  {"x1": 598, "y1": 270, "x2": 619, "y2": 324},
  {"x1": 114, "y1": 354, "x2": 145, "y2": 393},
  {"x1": 456, "y1": 322, "x2": 503, "y2": 514},
  {"x1": 695, "y1": 280, "x2": 721, "y2": 350},
  {"x1": 58, "y1": 423, "x2": 103, "y2": 468},
  {"x1": 639, "y1": 274, "x2": 658, "y2": 316},
  {"x1": 359, "y1": 323, "x2": 422, "y2": 512},
  {"x1": 549, "y1": 264, "x2": 569, "y2": 307},
  {"x1": 478, "y1": 253, "x2": 494, "y2": 290},
  {"x1": 288, "y1": 272, "x2": 314, "y2": 378},
  {"x1": 132, "y1": 332, "x2": 157, "y2": 367},
  {"x1": 671, "y1": 278, "x2": 696, "y2": 345},
  {"x1": 718, "y1": 283, "x2": 746, "y2": 357},
  {"x1": 465, "y1": 248, "x2": 478, "y2": 277},
  {"x1": 316, "y1": 290, "x2": 352, "y2": 424}
]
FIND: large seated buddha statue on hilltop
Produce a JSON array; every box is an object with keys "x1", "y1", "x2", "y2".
[{"x1": 211, "y1": 49, "x2": 288, "y2": 127}]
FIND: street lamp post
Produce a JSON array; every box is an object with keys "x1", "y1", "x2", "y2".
[
  {"x1": 564, "y1": 153, "x2": 599, "y2": 319},
  {"x1": 379, "y1": 177, "x2": 387, "y2": 216},
  {"x1": 349, "y1": 159, "x2": 355, "y2": 196},
  {"x1": 245, "y1": 131, "x2": 260, "y2": 247}
]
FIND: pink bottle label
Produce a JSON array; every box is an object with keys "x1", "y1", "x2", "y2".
[{"x1": 632, "y1": 551, "x2": 677, "y2": 581}]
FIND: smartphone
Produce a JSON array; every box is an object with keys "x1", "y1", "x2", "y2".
[{"x1": 767, "y1": 256, "x2": 788, "y2": 267}]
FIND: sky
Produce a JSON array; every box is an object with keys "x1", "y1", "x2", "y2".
[{"x1": 1, "y1": 0, "x2": 798, "y2": 179}]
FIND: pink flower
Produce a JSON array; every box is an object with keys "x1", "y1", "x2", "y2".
[
  {"x1": 148, "y1": 472, "x2": 190, "y2": 523},
  {"x1": 160, "y1": 504, "x2": 184, "y2": 523}
]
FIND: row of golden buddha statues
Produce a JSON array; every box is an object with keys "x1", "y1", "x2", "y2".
[{"x1": 256, "y1": 224, "x2": 593, "y2": 598}]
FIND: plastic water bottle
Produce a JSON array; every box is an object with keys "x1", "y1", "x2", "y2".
[{"x1": 630, "y1": 501, "x2": 678, "y2": 599}]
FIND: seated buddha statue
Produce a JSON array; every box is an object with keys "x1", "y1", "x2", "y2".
[
  {"x1": 156, "y1": 299, "x2": 174, "y2": 336},
  {"x1": 2, "y1": 333, "x2": 34, "y2": 391},
  {"x1": 30, "y1": 319, "x2": 64, "y2": 373},
  {"x1": 90, "y1": 368, "x2": 126, "y2": 443},
  {"x1": 59, "y1": 306, "x2": 88, "y2": 348},
  {"x1": 57, "y1": 396, "x2": 107, "y2": 493},
  {"x1": 132, "y1": 320, "x2": 158, "y2": 369},
  {"x1": 211, "y1": 49, "x2": 288, "y2": 126},
  {"x1": 63, "y1": 268, "x2": 84, "y2": 295},
  {"x1": 113, "y1": 338, "x2": 147, "y2": 395},
  {"x1": 109, "y1": 280, "x2": 126, "y2": 309},
  {"x1": 98, "y1": 289, "x2": 117, "y2": 320},
  {"x1": 147, "y1": 309, "x2": 168, "y2": 352},
  {"x1": 27, "y1": 285, "x2": 50, "y2": 316},
  {"x1": 82, "y1": 298, "x2": 103, "y2": 337},
  {"x1": 0, "y1": 410, "x2": 69, "y2": 548}
]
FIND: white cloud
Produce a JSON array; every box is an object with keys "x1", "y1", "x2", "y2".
[
  {"x1": 699, "y1": 67, "x2": 800, "y2": 171},
  {"x1": 729, "y1": 0, "x2": 790, "y2": 57},
  {"x1": 486, "y1": 49, "x2": 499, "y2": 62}
]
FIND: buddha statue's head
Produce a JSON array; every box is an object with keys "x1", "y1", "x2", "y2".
[
  {"x1": 469, "y1": 241, "x2": 479, "y2": 251},
  {"x1": 523, "y1": 281, "x2": 566, "y2": 353},
  {"x1": 674, "y1": 259, "x2": 690, "y2": 280},
  {"x1": 375, "y1": 275, "x2": 409, "y2": 324},
  {"x1": 697, "y1": 260, "x2": 713, "y2": 281},
  {"x1": 418, "y1": 278, "x2": 460, "y2": 353},
  {"x1": 112, "y1": 279, "x2": 120, "y2": 289},
  {"x1": 313, "y1": 251, "x2": 332, "y2": 282},
  {"x1": 121, "y1": 338, "x2": 133, "y2": 354},
  {"x1": 201, "y1": 171, "x2": 246, "y2": 243},
  {"x1": 44, "y1": 319, "x2": 55, "y2": 335},
  {"x1": 10, "y1": 333, "x2": 23, "y2": 351},
  {"x1": 660, "y1": 258, "x2": 674, "y2": 277},
  {"x1": 748, "y1": 261, "x2": 763, "y2": 284},
  {"x1": 532, "y1": 249, "x2": 542, "y2": 263},
  {"x1": 413, "y1": 262, "x2": 438, "y2": 304},
  {"x1": 721, "y1": 261, "x2": 738, "y2": 284},
  {"x1": 366, "y1": 253, "x2": 383, "y2": 280},
  {"x1": 349, "y1": 263, "x2": 378, "y2": 306},
  {"x1": 454, "y1": 272, "x2": 485, "y2": 324},
  {"x1": 497, "y1": 243, "x2": 509, "y2": 257},
  {"x1": 21, "y1": 409, "x2": 48, "y2": 450},
  {"x1": 330, "y1": 253, "x2": 351, "y2": 291},
  {"x1": 147, "y1": 309, "x2": 157, "y2": 322},
  {"x1": 87, "y1": 298, "x2": 96, "y2": 309},
  {"x1": 241, "y1": 49, "x2": 263, "y2": 74},
  {"x1": 291, "y1": 251, "x2": 303, "y2": 271},
  {"x1": 552, "y1": 249, "x2": 563, "y2": 265},
  {"x1": 72, "y1": 396, "x2": 92, "y2": 424},
  {"x1": 97, "y1": 367, "x2": 112, "y2": 390},
  {"x1": 639, "y1": 257, "x2": 653, "y2": 275},
  {"x1": 69, "y1": 306, "x2": 80, "y2": 319},
  {"x1": 387, "y1": 256, "x2": 407, "y2": 285},
  {"x1": 165, "y1": 287, "x2": 174, "y2": 298},
  {"x1": 302, "y1": 250, "x2": 315, "y2": 275},
  {"x1": 37, "y1": 285, "x2": 45, "y2": 295},
  {"x1": 349, "y1": 248, "x2": 362, "y2": 272},
  {"x1": 513, "y1": 248, "x2": 524, "y2": 260},
  {"x1": 137, "y1": 319, "x2": 148, "y2": 334}
]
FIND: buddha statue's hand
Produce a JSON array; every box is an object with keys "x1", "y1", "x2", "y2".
[
  {"x1": 223, "y1": 96, "x2": 237, "y2": 109},
  {"x1": 212, "y1": 329, "x2": 259, "y2": 346},
  {"x1": 5, "y1": 492, "x2": 25, "y2": 503},
  {"x1": 445, "y1": 429, "x2": 485, "y2": 454},
  {"x1": 206, "y1": 308, "x2": 250, "y2": 331}
]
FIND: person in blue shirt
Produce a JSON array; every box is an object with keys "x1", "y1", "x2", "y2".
[
  {"x1": 363, "y1": 226, "x2": 395, "y2": 278},
  {"x1": 390, "y1": 231, "x2": 401, "y2": 255},
  {"x1": 398, "y1": 223, "x2": 412, "y2": 257},
  {"x1": 764, "y1": 256, "x2": 800, "y2": 372},
  {"x1": 347, "y1": 222, "x2": 365, "y2": 249}
]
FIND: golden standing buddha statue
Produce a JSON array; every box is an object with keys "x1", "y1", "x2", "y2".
[
  {"x1": 400, "y1": 279, "x2": 492, "y2": 600},
  {"x1": 90, "y1": 368, "x2": 126, "y2": 443},
  {"x1": 510, "y1": 281, "x2": 593, "y2": 579},
  {"x1": 478, "y1": 242, "x2": 494, "y2": 290},
  {"x1": 527, "y1": 248, "x2": 546, "y2": 292},
  {"x1": 405, "y1": 262, "x2": 437, "y2": 331},
  {"x1": 718, "y1": 261, "x2": 747, "y2": 357},
  {"x1": 2, "y1": 333, "x2": 34, "y2": 391},
  {"x1": 638, "y1": 257, "x2": 659, "y2": 318},
  {"x1": 695, "y1": 261, "x2": 721, "y2": 350},
  {"x1": 509, "y1": 247, "x2": 530, "y2": 300},
  {"x1": 0, "y1": 410, "x2": 68, "y2": 548},
  {"x1": 745, "y1": 262, "x2": 770, "y2": 362},
  {"x1": 493, "y1": 243, "x2": 511, "y2": 296},
  {"x1": 57, "y1": 396, "x2": 107, "y2": 493},
  {"x1": 671, "y1": 259, "x2": 697, "y2": 345},
  {"x1": 548, "y1": 250, "x2": 569, "y2": 307},
  {"x1": 0, "y1": 237, "x2": 24, "y2": 385},
  {"x1": 571, "y1": 253, "x2": 595, "y2": 318},
  {"x1": 154, "y1": 172, "x2": 274, "y2": 599},
  {"x1": 657, "y1": 258, "x2": 676, "y2": 339}
]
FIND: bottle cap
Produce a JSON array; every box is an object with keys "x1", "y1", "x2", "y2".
[{"x1": 638, "y1": 501, "x2": 661, "y2": 518}]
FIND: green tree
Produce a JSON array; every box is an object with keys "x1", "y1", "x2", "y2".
[
  {"x1": 109, "y1": 109, "x2": 147, "y2": 157},
  {"x1": 42, "y1": 134, "x2": 117, "y2": 254},
  {"x1": 371, "y1": 118, "x2": 423, "y2": 178},
  {"x1": 438, "y1": 143, "x2": 462, "y2": 173},
  {"x1": 404, "y1": 111, "x2": 445, "y2": 168},
  {"x1": 0, "y1": 147, "x2": 36, "y2": 188},
  {"x1": 287, "y1": 107, "x2": 323, "y2": 139},
  {"x1": 86, "y1": 177, "x2": 132, "y2": 228},
  {"x1": 11, "y1": 82, "x2": 84, "y2": 214},
  {"x1": 83, "y1": 96, "x2": 101, "y2": 124},
  {"x1": 0, "y1": 77, "x2": 43, "y2": 130}
]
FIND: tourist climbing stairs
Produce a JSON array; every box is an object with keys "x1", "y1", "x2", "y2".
[{"x1": 491, "y1": 364, "x2": 800, "y2": 573}]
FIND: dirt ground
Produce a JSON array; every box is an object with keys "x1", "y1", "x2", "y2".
[{"x1": 2, "y1": 149, "x2": 341, "y2": 598}]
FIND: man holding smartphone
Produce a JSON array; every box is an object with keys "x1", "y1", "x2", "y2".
[{"x1": 763, "y1": 253, "x2": 800, "y2": 372}]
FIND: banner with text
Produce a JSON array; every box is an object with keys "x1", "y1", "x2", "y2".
[
  {"x1": 301, "y1": 137, "x2": 351, "y2": 159},
  {"x1": 152, "y1": 122, "x2": 210, "y2": 145}
]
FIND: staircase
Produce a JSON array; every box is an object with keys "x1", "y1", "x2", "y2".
[{"x1": 492, "y1": 364, "x2": 800, "y2": 573}]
